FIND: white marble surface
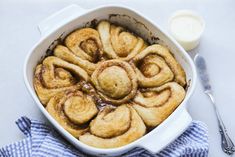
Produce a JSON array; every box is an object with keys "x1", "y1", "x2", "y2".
[{"x1": 0, "y1": 0, "x2": 234, "y2": 156}]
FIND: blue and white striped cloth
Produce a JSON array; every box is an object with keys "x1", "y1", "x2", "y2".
[{"x1": 0, "y1": 117, "x2": 209, "y2": 157}]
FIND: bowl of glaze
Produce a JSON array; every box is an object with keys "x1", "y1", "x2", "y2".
[{"x1": 23, "y1": 4, "x2": 197, "y2": 156}]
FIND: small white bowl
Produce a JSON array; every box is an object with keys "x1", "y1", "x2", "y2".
[{"x1": 168, "y1": 10, "x2": 205, "y2": 51}]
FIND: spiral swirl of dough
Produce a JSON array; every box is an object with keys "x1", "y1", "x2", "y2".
[
  {"x1": 79, "y1": 105, "x2": 146, "y2": 148},
  {"x1": 65, "y1": 28, "x2": 103, "y2": 62},
  {"x1": 57, "y1": 28, "x2": 103, "y2": 74},
  {"x1": 54, "y1": 45, "x2": 97, "y2": 75},
  {"x1": 97, "y1": 21, "x2": 146, "y2": 61},
  {"x1": 46, "y1": 91, "x2": 98, "y2": 138},
  {"x1": 133, "y1": 82, "x2": 186, "y2": 127},
  {"x1": 131, "y1": 44, "x2": 186, "y2": 88},
  {"x1": 91, "y1": 59, "x2": 137, "y2": 105},
  {"x1": 34, "y1": 56, "x2": 89, "y2": 105}
]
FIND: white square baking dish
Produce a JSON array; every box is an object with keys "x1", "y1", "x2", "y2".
[{"x1": 23, "y1": 4, "x2": 197, "y2": 156}]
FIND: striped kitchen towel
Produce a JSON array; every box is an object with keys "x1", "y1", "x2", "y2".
[{"x1": 0, "y1": 117, "x2": 209, "y2": 157}]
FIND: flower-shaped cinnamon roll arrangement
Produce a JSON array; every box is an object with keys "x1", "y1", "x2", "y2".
[{"x1": 34, "y1": 20, "x2": 186, "y2": 148}]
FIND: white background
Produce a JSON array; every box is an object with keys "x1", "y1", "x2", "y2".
[{"x1": 0, "y1": 0, "x2": 235, "y2": 156}]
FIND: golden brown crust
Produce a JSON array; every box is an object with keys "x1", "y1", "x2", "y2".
[
  {"x1": 97, "y1": 21, "x2": 147, "y2": 61},
  {"x1": 41, "y1": 56, "x2": 89, "y2": 86},
  {"x1": 133, "y1": 82, "x2": 186, "y2": 127},
  {"x1": 54, "y1": 45, "x2": 97, "y2": 75},
  {"x1": 46, "y1": 91, "x2": 98, "y2": 138},
  {"x1": 79, "y1": 105, "x2": 146, "y2": 148},
  {"x1": 34, "y1": 64, "x2": 80, "y2": 105},
  {"x1": 33, "y1": 56, "x2": 89, "y2": 105},
  {"x1": 90, "y1": 105, "x2": 131, "y2": 138},
  {"x1": 131, "y1": 44, "x2": 186, "y2": 87},
  {"x1": 91, "y1": 59, "x2": 137, "y2": 105},
  {"x1": 63, "y1": 92, "x2": 98, "y2": 124},
  {"x1": 65, "y1": 28, "x2": 103, "y2": 62}
]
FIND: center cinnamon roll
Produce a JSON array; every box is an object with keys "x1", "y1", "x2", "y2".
[{"x1": 91, "y1": 59, "x2": 137, "y2": 105}]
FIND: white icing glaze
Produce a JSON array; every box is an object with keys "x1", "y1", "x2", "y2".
[{"x1": 169, "y1": 10, "x2": 205, "y2": 51}]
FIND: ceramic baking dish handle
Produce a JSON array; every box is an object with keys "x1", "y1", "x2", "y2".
[
  {"x1": 38, "y1": 4, "x2": 86, "y2": 37},
  {"x1": 139, "y1": 108, "x2": 192, "y2": 154}
]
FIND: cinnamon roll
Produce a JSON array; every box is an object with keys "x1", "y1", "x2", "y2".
[
  {"x1": 131, "y1": 44, "x2": 186, "y2": 87},
  {"x1": 46, "y1": 91, "x2": 98, "y2": 138},
  {"x1": 60, "y1": 28, "x2": 103, "y2": 74},
  {"x1": 65, "y1": 28, "x2": 103, "y2": 62},
  {"x1": 54, "y1": 45, "x2": 96, "y2": 75},
  {"x1": 97, "y1": 21, "x2": 146, "y2": 61},
  {"x1": 33, "y1": 56, "x2": 89, "y2": 105},
  {"x1": 133, "y1": 82, "x2": 186, "y2": 127},
  {"x1": 79, "y1": 105, "x2": 146, "y2": 148},
  {"x1": 91, "y1": 59, "x2": 137, "y2": 105}
]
